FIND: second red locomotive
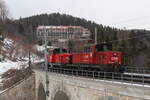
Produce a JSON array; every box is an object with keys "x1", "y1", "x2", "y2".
[{"x1": 47, "y1": 43, "x2": 123, "y2": 72}]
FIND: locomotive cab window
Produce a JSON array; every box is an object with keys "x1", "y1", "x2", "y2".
[
  {"x1": 62, "y1": 48, "x2": 67, "y2": 53},
  {"x1": 53, "y1": 48, "x2": 67, "y2": 54},
  {"x1": 53, "y1": 48, "x2": 60, "y2": 54},
  {"x1": 95, "y1": 45, "x2": 103, "y2": 52},
  {"x1": 96, "y1": 44, "x2": 112, "y2": 52},
  {"x1": 84, "y1": 47, "x2": 92, "y2": 53}
]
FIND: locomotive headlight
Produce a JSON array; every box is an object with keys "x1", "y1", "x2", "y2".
[
  {"x1": 66, "y1": 57, "x2": 69, "y2": 60},
  {"x1": 49, "y1": 56, "x2": 51, "y2": 60},
  {"x1": 66, "y1": 56, "x2": 70, "y2": 60},
  {"x1": 113, "y1": 53, "x2": 117, "y2": 56},
  {"x1": 90, "y1": 53, "x2": 93, "y2": 57}
]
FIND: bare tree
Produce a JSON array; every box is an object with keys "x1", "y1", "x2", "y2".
[
  {"x1": 0, "y1": 0, "x2": 9, "y2": 33},
  {"x1": 0, "y1": 0, "x2": 9, "y2": 22},
  {"x1": 0, "y1": 0, "x2": 9, "y2": 61}
]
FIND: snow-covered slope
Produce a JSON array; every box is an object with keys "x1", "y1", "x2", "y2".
[
  {"x1": 0, "y1": 37, "x2": 42, "y2": 75},
  {"x1": 0, "y1": 38, "x2": 27, "y2": 74},
  {"x1": 0, "y1": 36, "x2": 43, "y2": 91},
  {"x1": 0, "y1": 60, "x2": 25, "y2": 74}
]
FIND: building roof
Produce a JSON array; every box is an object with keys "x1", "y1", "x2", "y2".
[{"x1": 37, "y1": 26, "x2": 83, "y2": 30}]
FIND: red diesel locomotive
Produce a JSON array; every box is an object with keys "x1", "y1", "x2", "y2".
[{"x1": 47, "y1": 43, "x2": 123, "y2": 72}]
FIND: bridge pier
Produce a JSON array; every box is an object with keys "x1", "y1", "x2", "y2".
[
  {"x1": 38, "y1": 83, "x2": 46, "y2": 100},
  {"x1": 35, "y1": 70, "x2": 150, "y2": 100}
]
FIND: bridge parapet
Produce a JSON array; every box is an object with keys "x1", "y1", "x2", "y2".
[
  {"x1": 0, "y1": 74, "x2": 35, "y2": 100},
  {"x1": 35, "y1": 69, "x2": 150, "y2": 100}
]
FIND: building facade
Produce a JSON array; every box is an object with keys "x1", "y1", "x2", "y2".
[{"x1": 36, "y1": 26, "x2": 91, "y2": 48}]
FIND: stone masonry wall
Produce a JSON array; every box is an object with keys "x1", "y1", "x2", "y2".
[
  {"x1": 35, "y1": 70, "x2": 150, "y2": 100},
  {"x1": 0, "y1": 74, "x2": 35, "y2": 100}
]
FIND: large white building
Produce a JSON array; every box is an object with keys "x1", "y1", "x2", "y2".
[{"x1": 36, "y1": 26, "x2": 91, "y2": 48}]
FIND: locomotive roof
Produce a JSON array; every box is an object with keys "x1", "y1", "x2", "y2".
[
  {"x1": 84, "y1": 43, "x2": 111, "y2": 47},
  {"x1": 53, "y1": 47, "x2": 67, "y2": 50}
]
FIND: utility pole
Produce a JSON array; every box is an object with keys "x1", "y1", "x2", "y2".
[
  {"x1": 44, "y1": 27, "x2": 49, "y2": 98},
  {"x1": 28, "y1": 50, "x2": 31, "y2": 68},
  {"x1": 95, "y1": 27, "x2": 98, "y2": 44},
  {"x1": 67, "y1": 30, "x2": 70, "y2": 53}
]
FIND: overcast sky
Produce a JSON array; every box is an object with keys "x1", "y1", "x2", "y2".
[{"x1": 5, "y1": 0, "x2": 150, "y2": 30}]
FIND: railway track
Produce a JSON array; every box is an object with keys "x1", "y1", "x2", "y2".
[{"x1": 47, "y1": 67, "x2": 150, "y2": 85}]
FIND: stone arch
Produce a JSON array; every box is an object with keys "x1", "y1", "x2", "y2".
[
  {"x1": 53, "y1": 91, "x2": 70, "y2": 100},
  {"x1": 38, "y1": 83, "x2": 46, "y2": 100},
  {"x1": 51, "y1": 83, "x2": 72, "y2": 100}
]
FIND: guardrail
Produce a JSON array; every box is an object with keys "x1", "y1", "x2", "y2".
[
  {"x1": 48, "y1": 67, "x2": 150, "y2": 86},
  {"x1": 33, "y1": 63, "x2": 150, "y2": 86},
  {"x1": 124, "y1": 66, "x2": 150, "y2": 74}
]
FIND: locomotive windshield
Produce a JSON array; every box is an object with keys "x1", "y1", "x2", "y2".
[
  {"x1": 96, "y1": 44, "x2": 112, "y2": 52},
  {"x1": 84, "y1": 47, "x2": 92, "y2": 53},
  {"x1": 62, "y1": 48, "x2": 67, "y2": 53},
  {"x1": 53, "y1": 48, "x2": 67, "y2": 54}
]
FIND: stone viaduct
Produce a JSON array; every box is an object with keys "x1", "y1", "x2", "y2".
[{"x1": 35, "y1": 69, "x2": 150, "y2": 100}]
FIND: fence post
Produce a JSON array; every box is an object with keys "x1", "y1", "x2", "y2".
[
  {"x1": 142, "y1": 74, "x2": 144, "y2": 86},
  {"x1": 112, "y1": 72, "x2": 114, "y2": 83},
  {"x1": 76, "y1": 70, "x2": 78, "y2": 76},
  {"x1": 104, "y1": 72, "x2": 106, "y2": 80},
  {"x1": 63, "y1": 69, "x2": 65, "y2": 74},
  {"x1": 93, "y1": 71, "x2": 94, "y2": 79},
  {"x1": 121, "y1": 73, "x2": 123, "y2": 82},
  {"x1": 86, "y1": 71, "x2": 87, "y2": 77},
  {"x1": 131, "y1": 74, "x2": 133, "y2": 85}
]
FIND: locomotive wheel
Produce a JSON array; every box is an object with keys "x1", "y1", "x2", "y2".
[{"x1": 113, "y1": 65, "x2": 124, "y2": 73}]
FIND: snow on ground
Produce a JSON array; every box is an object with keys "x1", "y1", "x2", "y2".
[
  {"x1": 0, "y1": 53, "x2": 43, "y2": 76},
  {"x1": 0, "y1": 60, "x2": 28, "y2": 75},
  {"x1": 33, "y1": 59, "x2": 44, "y2": 63},
  {"x1": 0, "y1": 56, "x2": 43, "y2": 85},
  {"x1": 0, "y1": 37, "x2": 43, "y2": 76},
  {"x1": 35, "y1": 45, "x2": 45, "y2": 52},
  {"x1": 0, "y1": 60, "x2": 28, "y2": 85},
  {"x1": 0, "y1": 38, "x2": 27, "y2": 75},
  {"x1": 35, "y1": 45, "x2": 58, "y2": 52},
  {"x1": 0, "y1": 55, "x2": 43, "y2": 75},
  {"x1": 3, "y1": 38, "x2": 13, "y2": 46},
  {"x1": 0, "y1": 37, "x2": 44, "y2": 91}
]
